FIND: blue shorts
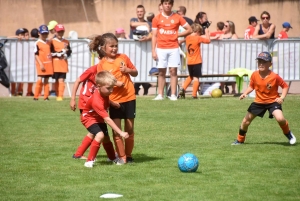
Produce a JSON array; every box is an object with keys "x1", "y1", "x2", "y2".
[
  {"x1": 109, "y1": 100, "x2": 136, "y2": 119},
  {"x1": 248, "y1": 102, "x2": 282, "y2": 119}
]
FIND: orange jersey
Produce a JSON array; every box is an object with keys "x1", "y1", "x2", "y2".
[
  {"x1": 250, "y1": 70, "x2": 288, "y2": 104},
  {"x1": 97, "y1": 54, "x2": 136, "y2": 103},
  {"x1": 278, "y1": 31, "x2": 288, "y2": 39},
  {"x1": 244, "y1": 25, "x2": 255, "y2": 39},
  {"x1": 186, "y1": 35, "x2": 210, "y2": 65},
  {"x1": 152, "y1": 12, "x2": 187, "y2": 49},
  {"x1": 34, "y1": 39, "x2": 53, "y2": 76},
  {"x1": 51, "y1": 38, "x2": 71, "y2": 73}
]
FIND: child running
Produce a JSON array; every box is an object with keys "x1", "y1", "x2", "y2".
[
  {"x1": 50, "y1": 24, "x2": 72, "y2": 101},
  {"x1": 232, "y1": 51, "x2": 296, "y2": 145},
  {"x1": 90, "y1": 33, "x2": 138, "y2": 165},
  {"x1": 33, "y1": 25, "x2": 54, "y2": 101},
  {"x1": 179, "y1": 23, "x2": 210, "y2": 99},
  {"x1": 81, "y1": 70, "x2": 129, "y2": 168}
]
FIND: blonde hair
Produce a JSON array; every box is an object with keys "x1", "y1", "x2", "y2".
[
  {"x1": 191, "y1": 23, "x2": 203, "y2": 34},
  {"x1": 95, "y1": 71, "x2": 116, "y2": 86},
  {"x1": 226, "y1": 20, "x2": 236, "y2": 34}
]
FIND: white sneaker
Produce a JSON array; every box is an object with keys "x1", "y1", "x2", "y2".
[
  {"x1": 84, "y1": 161, "x2": 94, "y2": 168},
  {"x1": 169, "y1": 94, "x2": 177, "y2": 101},
  {"x1": 153, "y1": 94, "x2": 164, "y2": 100},
  {"x1": 107, "y1": 152, "x2": 119, "y2": 162},
  {"x1": 289, "y1": 132, "x2": 296, "y2": 145}
]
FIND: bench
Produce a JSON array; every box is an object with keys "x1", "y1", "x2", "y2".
[{"x1": 150, "y1": 74, "x2": 248, "y2": 96}]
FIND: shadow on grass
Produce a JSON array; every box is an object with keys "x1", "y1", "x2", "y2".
[
  {"x1": 246, "y1": 141, "x2": 295, "y2": 146},
  {"x1": 96, "y1": 153, "x2": 162, "y2": 165}
]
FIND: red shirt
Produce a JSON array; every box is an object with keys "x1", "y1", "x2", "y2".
[
  {"x1": 250, "y1": 70, "x2": 288, "y2": 104},
  {"x1": 78, "y1": 65, "x2": 97, "y2": 109},
  {"x1": 278, "y1": 31, "x2": 288, "y2": 39},
  {"x1": 81, "y1": 90, "x2": 110, "y2": 128},
  {"x1": 210, "y1": 31, "x2": 223, "y2": 37},
  {"x1": 152, "y1": 12, "x2": 187, "y2": 49},
  {"x1": 244, "y1": 25, "x2": 255, "y2": 39}
]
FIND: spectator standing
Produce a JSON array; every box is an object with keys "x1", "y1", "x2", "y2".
[
  {"x1": 130, "y1": 4, "x2": 152, "y2": 96},
  {"x1": 177, "y1": 6, "x2": 193, "y2": 25},
  {"x1": 50, "y1": 24, "x2": 72, "y2": 101},
  {"x1": 278, "y1": 22, "x2": 292, "y2": 39},
  {"x1": 152, "y1": 0, "x2": 192, "y2": 101},
  {"x1": 33, "y1": 25, "x2": 53, "y2": 101},
  {"x1": 253, "y1": 11, "x2": 276, "y2": 40},
  {"x1": 115, "y1": 28, "x2": 129, "y2": 40},
  {"x1": 244, "y1": 16, "x2": 259, "y2": 39}
]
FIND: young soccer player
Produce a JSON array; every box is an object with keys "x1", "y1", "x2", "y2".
[
  {"x1": 90, "y1": 33, "x2": 138, "y2": 165},
  {"x1": 33, "y1": 25, "x2": 53, "y2": 101},
  {"x1": 81, "y1": 70, "x2": 129, "y2": 168},
  {"x1": 232, "y1": 52, "x2": 296, "y2": 145},
  {"x1": 179, "y1": 23, "x2": 210, "y2": 99},
  {"x1": 50, "y1": 24, "x2": 72, "y2": 101}
]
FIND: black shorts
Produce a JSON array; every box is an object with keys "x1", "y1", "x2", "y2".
[
  {"x1": 109, "y1": 100, "x2": 136, "y2": 119},
  {"x1": 187, "y1": 63, "x2": 202, "y2": 78},
  {"x1": 38, "y1": 75, "x2": 52, "y2": 78},
  {"x1": 52, "y1": 72, "x2": 66, "y2": 80},
  {"x1": 87, "y1": 123, "x2": 109, "y2": 136},
  {"x1": 247, "y1": 102, "x2": 282, "y2": 119}
]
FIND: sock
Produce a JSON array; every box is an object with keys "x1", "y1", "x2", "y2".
[
  {"x1": 43, "y1": 82, "x2": 49, "y2": 99},
  {"x1": 279, "y1": 120, "x2": 290, "y2": 135},
  {"x1": 102, "y1": 141, "x2": 116, "y2": 160},
  {"x1": 113, "y1": 135, "x2": 126, "y2": 162},
  {"x1": 55, "y1": 82, "x2": 59, "y2": 95},
  {"x1": 58, "y1": 82, "x2": 65, "y2": 97},
  {"x1": 237, "y1": 128, "x2": 247, "y2": 142},
  {"x1": 182, "y1": 76, "x2": 192, "y2": 90},
  {"x1": 18, "y1": 83, "x2": 24, "y2": 94},
  {"x1": 192, "y1": 80, "x2": 199, "y2": 97},
  {"x1": 74, "y1": 136, "x2": 93, "y2": 157},
  {"x1": 125, "y1": 133, "x2": 134, "y2": 158},
  {"x1": 34, "y1": 80, "x2": 42, "y2": 99},
  {"x1": 27, "y1": 83, "x2": 33, "y2": 94},
  {"x1": 87, "y1": 140, "x2": 100, "y2": 162},
  {"x1": 11, "y1": 83, "x2": 16, "y2": 95}
]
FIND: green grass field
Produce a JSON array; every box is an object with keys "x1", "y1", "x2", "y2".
[{"x1": 1, "y1": 95, "x2": 300, "y2": 201}]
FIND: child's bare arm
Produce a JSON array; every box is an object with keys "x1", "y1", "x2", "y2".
[
  {"x1": 239, "y1": 86, "x2": 254, "y2": 100},
  {"x1": 104, "y1": 117, "x2": 129, "y2": 138},
  {"x1": 70, "y1": 77, "x2": 82, "y2": 111},
  {"x1": 35, "y1": 55, "x2": 45, "y2": 71}
]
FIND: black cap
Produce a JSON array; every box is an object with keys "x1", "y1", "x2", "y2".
[{"x1": 248, "y1": 16, "x2": 259, "y2": 23}]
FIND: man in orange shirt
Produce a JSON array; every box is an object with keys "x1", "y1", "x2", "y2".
[
  {"x1": 232, "y1": 51, "x2": 296, "y2": 145},
  {"x1": 278, "y1": 22, "x2": 292, "y2": 39},
  {"x1": 244, "y1": 16, "x2": 259, "y2": 39},
  {"x1": 152, "y1": 0, "x2": 192, "y2": 101}
]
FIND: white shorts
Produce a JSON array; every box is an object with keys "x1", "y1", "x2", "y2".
[{"x1": 156, "y1": 48, "x2": 181, "y2": 68}]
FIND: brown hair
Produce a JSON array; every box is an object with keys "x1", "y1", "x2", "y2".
[
  {"x1": 160, "y1": 0, "x2": 174, "y2": 5},
  {"x1": 216, "y1": 22, "x2": 224, "y2": 31},
  {"x1": 88, "y1": 33, "x2": 118, "y2": 59},
  {"x1": 95, "y1": 70, "x2": 116, "y2": 86},
  {"x1": 178, "y1": 6, "x2": 186, "y2": 15},
  {"x1": 260, "y1": 11, "x2": 271, "y2": 19}
]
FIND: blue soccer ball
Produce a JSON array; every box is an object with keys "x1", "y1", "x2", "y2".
[{"x1": 178, "y1": 153, "x2": 199, "y2": 172}]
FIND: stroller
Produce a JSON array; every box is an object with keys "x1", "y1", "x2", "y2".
[{"x1": 0, "y1": 39, "x2": 10, "y2": 88}]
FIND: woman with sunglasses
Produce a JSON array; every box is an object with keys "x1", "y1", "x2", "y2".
[
  {"x1": 219, "y1": 20, "x2": 238, "y2": 39},
  {"x1": 253, "y1": 11, "x2": 276, "y2": 39}
]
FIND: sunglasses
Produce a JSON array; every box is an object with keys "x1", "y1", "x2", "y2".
[
  {"x1": 261, "y1": 17, "x2": 269, "y2": 20},
  {"x1": 224, "y1": 25, "x2": 229, "y2": 27}
]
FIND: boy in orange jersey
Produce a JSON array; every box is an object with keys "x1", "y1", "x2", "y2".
[
  {"x1": 232, "y1": 52, "x2": 296, "y2": 145},
  {"x1": 81, "y1": 70, "x2": 129, "y2": 168},
  {"x1": 152, "y1": 0, "x2": 192, "y2": 101},
  {"x1": 278, "y1": 22, "x2": 292, "y2": 39},
  {"x1": 179, "y1": 23, "x2": 210, "y2": 99},
  {"x1": 33, "y1": 25, "x2": 53, "y2": 101},
  {"x1": 89, "y1": 33, "x2": 138, "y2": 165},
  {"x1": 50, "y1": 24, "x2": 72, "y2": 101}
]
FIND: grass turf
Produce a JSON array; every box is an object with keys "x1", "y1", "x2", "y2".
[{"x1": 0, "y1": 95, "x2": 299, "y2": 201}]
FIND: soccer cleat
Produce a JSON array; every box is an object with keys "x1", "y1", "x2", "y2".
[
  {"x1": 72, "y1": 154, "x2": 87, "y2": 160},
  {"x1": 178, "y1": 88, "x2": 185, "y2": 99},
  {"x1": 114, "y1": 158, "x2": 125, "y2": 165},
  {"x1": 33, "y1": 98, "x2": 38, "y2": 101},
  {"x1": 84, "y1": 161, "x2": 94, "y2": 168},
  {"x1": 17, "y1": 92, "x2": 23, "y2": 97},
  {"x1": 169, "y1": 94, "x2": 178, "y2": 101},
  {"x1": 56, "y1": 97, "x2": 63, "y2": 101},
  {"x1": 192, "y1": 96, "x2": 198, "y2": 99},
  {"x1": 126, "y1": 157, "x2": 134, "y2": 163},
  {"x1": 26, "y1": 92, "x2": 34, "y2": 96},
  {"x1": 231, "y1": 139, "x2": 244, "y2": 145},
  {"x1": 107, "y1": 152, "x2": 119, "y2": 162},
  {"x1": 285, "y1": 132, "x2": 296, "y2": 145},
  {"x1": 153, "y1": 94, "x2": 164, "y2": 100},
  {"x1": 44, "y1": 98, "x2": 50, "y2": 101}
]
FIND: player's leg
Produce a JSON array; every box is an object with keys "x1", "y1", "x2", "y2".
[
  {"x1": 73, "y1": 132, "x2": 94, "y2": 159},
  {"x1": 43, "y1": 77, "x2": 50, "y2": 100},
  {"x1": 153, "y1": 48, "x2": 167, "y2": 100},
  {"x1": 34, "y1": 77, "x2": 43, "y2": 100},
  {"x1": 272, "y1": 106, "x2": 296, "y2": 145},
  {"x1": 232, "y1": 112, "x2": 256, "y2": 145},
  {"x1": 168, "y1": 48, "x2": 181, "y2": 100},
  {"x1": 191, "y1": 64, "x2": 202, "y2": 98},
  {"x1": 17, "y1": 83, "x2": 24, "y2": 96},
  {"x1": 169, "y1": 67, "x2": 178, "y2": 99},
  {"x1": 57, "y1": 76, "x2": 65, "y2": 100},
  {"x1": 26, "y1": 83, "x2": 34, "y2": 96},
  {"x1": 192, "y1": 77, "x2": 200, "y2": 98},
  {"x1": 100, "y1": 123, "x2": 117, "y2": 161},
  {"x1": 111, "y1": 118, "x2": 126, "y2": 164}
]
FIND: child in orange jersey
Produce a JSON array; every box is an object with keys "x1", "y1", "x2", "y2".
[
  {"x1": 179, "y1": 23, "x2": 210, "y2": 99},
  {"x1": 232, "y1": 52, "x2": 296, "y2": 145},
  {"x1": 90, "y1": 33, "x2": 138, "y2": 165},
  {"x1": 81, "y1": 70, "x2": 129, "y2": 168},
  {"x1": 50, "y1": 24, "x2": 72, "y2": 101},
  {"x1": 33, "y1": 25, "x2": 53, "y2": 101}
]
